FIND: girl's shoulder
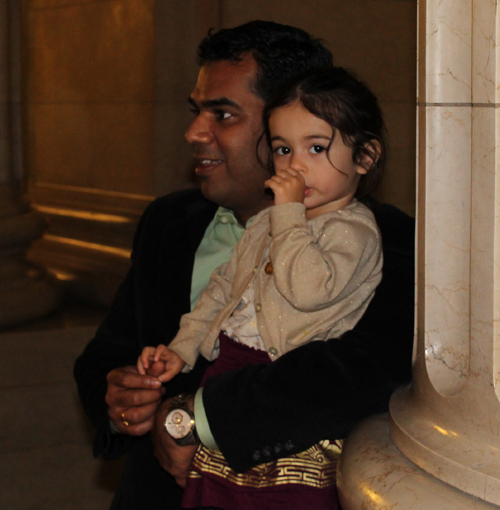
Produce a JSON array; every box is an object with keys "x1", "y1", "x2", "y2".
[
  {"x1": 309, "y1": 199, "x2": 376, "y2": 227},
  {"x1": 312, "y1": 200, "x2": 380, "y2": 243}
]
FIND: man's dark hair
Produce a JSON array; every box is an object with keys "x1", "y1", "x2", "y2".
[{"x1": 197, "y1": 20, "x2": 334, "y2": 102}]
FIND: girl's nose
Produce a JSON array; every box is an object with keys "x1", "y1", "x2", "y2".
[
  {"x1": 289, "y1": 154, "x2": 307, "y2": 173},
  {"x1": 185, "y1": 115, "x2": 214, "y2": 145}
]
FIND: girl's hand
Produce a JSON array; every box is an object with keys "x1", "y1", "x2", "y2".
[
  {"x1": 137, "y1": 344, "x2": 185, "y2": 382},
  {"x1": 138, "y1": 346, "x2": 157, "y2": 375},
  {"x1": 157, "y1": 348, "x2": 185, "y2": 383},
  {"x1": 265, "y1": 168, "x2": 306, "y2": 206}
]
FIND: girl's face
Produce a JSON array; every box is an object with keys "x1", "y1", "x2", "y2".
[{"x1": 269, "y1": 100, "x2": 367, "y2": 219}]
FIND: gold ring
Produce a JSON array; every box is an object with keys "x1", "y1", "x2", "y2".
[{"x1": 121, "y1": 413, "x2": 129, "y2": 426}]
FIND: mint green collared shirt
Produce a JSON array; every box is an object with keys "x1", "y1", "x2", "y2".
[
  {"x1": 190, "y1": 207, "x2": 250, "y2": 309},
  {"x1": 191, "y1": 207, "x2": 253, "y2": 449}
]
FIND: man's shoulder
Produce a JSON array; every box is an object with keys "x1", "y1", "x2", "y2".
[{"x1": 372, "y1": 202, "x2": 415, "y2": 252}]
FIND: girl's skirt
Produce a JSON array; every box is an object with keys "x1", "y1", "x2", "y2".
[{"x1": 181, "y1": 332, "x2": 342, "y2": 510}]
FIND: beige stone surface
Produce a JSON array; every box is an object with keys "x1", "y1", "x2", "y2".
[
  {"x1": 338, "y1": 413, "x2": 500, "y2": 510},
  {"x1": 25, "y1": 0, "x2": 156, "y2": 197},
  {"x1": 28, "y1": 0, "x2": 154, "y2": 103},
  {"x1": 29, "y1": 102, "x2": 155, "y2": 195},
  {"x1": 426, "y1": 0, "x2": 472, "y2": 103},
  {"x1": 423, "y1": 105, "x2": 471, "y2": 395}
]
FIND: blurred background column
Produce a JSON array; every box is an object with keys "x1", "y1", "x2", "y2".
[
  {"x1": 0, "y1": 0, "x2": 59, "y2": 327},
  {"x1": 338, "y1": 0, "x2": 500, "y2": 508}
]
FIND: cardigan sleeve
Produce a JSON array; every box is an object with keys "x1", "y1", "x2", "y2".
[
  {"x1": 269, "y1": 202, "x2": 382, "y2": 312},
  {"x1": 168, "y1": 228, "x2": 246, "y2": 367}
]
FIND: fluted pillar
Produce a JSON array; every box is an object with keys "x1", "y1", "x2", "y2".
[
  {"x1": 338, "y1": 0, "x2": 500, "y2": 507},
  {"x1": 0, "y1": 0, "x2": 59, "y2": 327}
]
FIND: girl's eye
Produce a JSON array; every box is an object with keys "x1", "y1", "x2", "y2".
[
  {"x1": 310, "y1": 145, "x2": 326, "y2": 154},
  {"x1": 274, "y1": 146, "x2": 291, "y2": 156}
]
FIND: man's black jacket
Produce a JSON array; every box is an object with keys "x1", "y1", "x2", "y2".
[{"x1": 74, "y1": 188, "x2": 414, "y2": 507}]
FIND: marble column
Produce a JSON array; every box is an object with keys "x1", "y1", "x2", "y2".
[
  {"x1": 337, "y1": 0, "x2": 500, "y2": 508},
  {"x1": 0, "y1": 0, "x2": 59, "y2": 327}
]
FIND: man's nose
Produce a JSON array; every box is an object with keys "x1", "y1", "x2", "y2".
[{"x1": 185, "y1": 115, "x2": 213, "y2": 144}]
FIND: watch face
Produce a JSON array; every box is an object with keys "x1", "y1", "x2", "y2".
[{"x1": 165, "y1": 408, "x2": 194, "y2": 439}]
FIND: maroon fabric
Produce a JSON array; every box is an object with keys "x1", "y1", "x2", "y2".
[
  {"x1": 183, "y1": 476, "x2": 340, "y2": 510},
  {"x1": 199, "y1": 332, "x2": 272, "y2": 388},
  {"x1": 182, "y1": 332, "x2": 341, "y2": 510}
]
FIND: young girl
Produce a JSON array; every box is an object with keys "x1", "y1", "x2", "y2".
[{"x1": 139, "y1": 66, "x2": 386, "y2": 510}]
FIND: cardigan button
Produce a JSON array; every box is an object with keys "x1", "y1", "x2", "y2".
[
  {"x1": 262, "y1": 446, "x2": 272, "y2": 457},
  {"x1": 252, "y1": 450, "x2": 261, "y2": 461},
  {"x1": 273, "y1": 443, "x2": 283, "y2": 454},
  {"x1": 255, "y1": 303, "x2": 262, "y2": 312},
  {"x1": 268, "y1": 347, "x2": 278, "y2": 357},
  {"x1": 264, "y1": 261, "x2": 273, "y2": 275},
  {"x1": 284, "y1": 440, "x2": 295, "y2": 451}
]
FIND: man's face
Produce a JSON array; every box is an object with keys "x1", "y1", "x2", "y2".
[{"x1": 185, "y1": 54, "x2": 273, "y2": 224}]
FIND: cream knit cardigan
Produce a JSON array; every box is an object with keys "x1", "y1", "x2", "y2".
[{"x1": 169, "y1": 200, "x2": 382, "y2": 368}]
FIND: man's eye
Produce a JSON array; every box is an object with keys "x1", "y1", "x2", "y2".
[
  {"x1": 215, "y1": 110, "x2": 232, "y2": 120},
  {"x1": 310, "y1": 145, "x2": 325, "y2": 154},
  {"x1": 274, "y1": 146, "x2": 290, "y2": 156}
]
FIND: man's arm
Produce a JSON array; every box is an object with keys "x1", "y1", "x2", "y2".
[
  {"x1": 73, "y1": 256, "x2": 162, "y2": 457},
  {"x1": 74, "y1": 190, "x2": 215, "y2": 459},
  {"x1": 200, "y1": 203, "x2": 415, "y2": 473}
]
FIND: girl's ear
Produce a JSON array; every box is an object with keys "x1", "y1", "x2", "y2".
[{"x1": 356, "y1": 140, "x2": 382, "y2": 175}]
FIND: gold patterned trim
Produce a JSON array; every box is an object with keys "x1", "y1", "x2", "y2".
[{"x1": 188, "y1": 440, "x2": 343, "y2": 489}]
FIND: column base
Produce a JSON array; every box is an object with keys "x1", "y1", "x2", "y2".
[
  {"x1": 0, "y1": 186, "x2": 62, "y2": 327},
  {"x1": 337, "y1": 413, "x2": 499, "y2": 510},
  {"x1": 0, "y1": 261, "x2": 61, "y2": 327}
]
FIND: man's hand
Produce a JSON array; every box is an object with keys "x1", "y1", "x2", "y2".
[
  {"x1": 151, "y1": 396, "x2": 198, "y2": 487},
  {"x1": 106, "y1": 364, "x2": 165, "y2": 436}
]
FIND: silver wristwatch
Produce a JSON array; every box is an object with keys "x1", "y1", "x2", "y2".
[{"x1": 164, "y1": 394, "x2": 199, "y2": 446}]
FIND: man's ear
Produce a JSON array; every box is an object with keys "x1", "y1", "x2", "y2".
[{"x1": 356, "y1": 140, "x2": 381, "y2": 175}]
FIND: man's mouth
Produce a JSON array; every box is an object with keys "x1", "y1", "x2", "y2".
[
  {"x1": 304, "y1": 187, "x2": 312, "y2": 197},
  {"x1": 195, "y1": 158, "x2": 223, "y2": 175}
]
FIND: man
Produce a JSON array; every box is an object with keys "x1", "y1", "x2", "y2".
[{"x1": 74, "y1": 21, "x2": 414, "y2": 510}]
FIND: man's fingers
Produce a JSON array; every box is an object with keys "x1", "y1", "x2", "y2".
[
  {"x1": 119, "y1": 400, "x2": 161, "y2": 425},
  {"x1": 106, "y1": 386, "x2": 163, "y2": 408},
  {"x1": 107, "y1": 366, "x2": 162, "y2": 391},
  {"x1": 110, "y1": 409, "x2": 156, "y2": 436}
]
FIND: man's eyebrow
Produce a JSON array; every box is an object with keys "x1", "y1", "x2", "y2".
[{"x1": 188, "y1": 96, "x2": 242, "y2": 110}]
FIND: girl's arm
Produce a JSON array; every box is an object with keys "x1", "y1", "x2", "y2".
[
  {"x1": 269, "y1": 202, "x2": 382, "y2": 312},
  {"x1": 167, "y1": 230, "x2": 246, "y2": 368}
]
